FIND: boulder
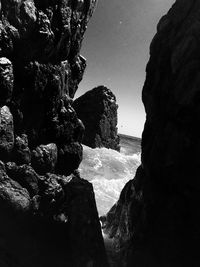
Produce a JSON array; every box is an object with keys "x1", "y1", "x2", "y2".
[{"x1": 73, "y1": 85, "x2": 120, "y2": 151}]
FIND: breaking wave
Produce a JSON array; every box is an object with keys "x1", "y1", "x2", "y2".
[{"x1": 79, "y1": 141, "x2": 141, "y2": 216}]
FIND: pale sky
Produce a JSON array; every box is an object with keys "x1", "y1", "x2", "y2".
[{"x1": 76, "y1": 0, "x2": 175, "y2": 138}]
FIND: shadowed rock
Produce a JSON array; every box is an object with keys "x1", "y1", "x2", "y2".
[
  {"x1": 14, "y1": 134, "x2": 31, "y2": 165},
  {"x1": 0, "y1": 1, "x2": 108, "y2": 266},
  {"x1": 102, "y1": 0, "x2": 200, "y2": 266},
  {"x1": 0, "y1": 161, "x2": 31, "y2": 213},
  {"x1": 0, "y1": 105, "x2": 14, "y2": 160},
  {"x1": 73, "y1": 85, "x2": 120, "y2": 151},
  {"x1": 6, "y1": 162, "x2": 39, "y2": 197},
  {"x1": 31, "y1": 143, "x2": 58, "y2": 175},
  {"x1": 0, "y1": 57, "x2": 13, "y2": 104}
]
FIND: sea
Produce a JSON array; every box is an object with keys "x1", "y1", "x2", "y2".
[{"x1": 79, "y1": 134, "x2": 141, "y2": 216}]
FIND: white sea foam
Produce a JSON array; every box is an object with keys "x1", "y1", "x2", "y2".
[{"x1": 79, "y1": 144, "x2": 141, "y2": 216}]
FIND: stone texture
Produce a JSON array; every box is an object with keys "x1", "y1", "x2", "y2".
[
  {"x1": 0, "y1": 57, "x2": 13, "y2": 105},
  {"x1": 14, "y1": 134, "x2": 31, "y2": 165},
  {"x1": 31, "y1": 143, "x2": 58, "y2": 175},
  {"x1": 0, "y1": 1, "x2": 108, "y2": 266},
  {"x1": 0, "y1": 105, "x2": 14, "y2": 160},
  {"x1": 37, "y1": 173, "x2": 64, "y2": 215},
  {"x1": 102, "y1": 1, "x2": 200, "y2": 266},
  {"x1": 0, "y1": 161, "x2": 31, "y2": 213},
  {"x1": 73, "y1": 85, "x2": 120, "y2": 151},
  {"x1": 6, "y1": 162, "x2": 39, "y2": 197}
]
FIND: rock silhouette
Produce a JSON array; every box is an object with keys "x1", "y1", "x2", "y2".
[
  {"x1": 73, "y1": 86, "x2": 120, "y2": 151},
  {"x1": 102, "y1": 0, "x2": 200, "y2": 266}
]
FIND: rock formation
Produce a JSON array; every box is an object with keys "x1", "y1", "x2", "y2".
[
  {"x1": 0, "y1": 1, "x2": 108, "y2": 266},
  {"x1": 102, "y1": 0, "x2": 200, "y2": 266},
  {"x1": 73, "y1": 86, "x2": 120, "y2": 151}
]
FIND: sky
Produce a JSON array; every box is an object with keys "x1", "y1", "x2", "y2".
[{"x1": 76, "y1": 0, "x2": 175, "y2": 138}]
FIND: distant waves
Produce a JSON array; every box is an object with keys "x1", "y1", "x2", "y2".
[{"x1": 79, "y1": 142, "x2": 141, "y2": 216}]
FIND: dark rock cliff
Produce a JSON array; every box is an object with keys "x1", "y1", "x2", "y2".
[
  {"x1": 102, "y1": 0, "x2": 200, "y2": 266},
  {"x1": 0, "y1": 1, "x2": 108, "y2": 266},
  {"x1": 73, "y1": 86, "x2": 120, "y2": 151}
]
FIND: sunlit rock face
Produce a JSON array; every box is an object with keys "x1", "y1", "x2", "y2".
[
  {"x1": 0, "y1": 1, "x2": 108, "y2": 266},
  {"x1": 73, "y1": 86, "x2": 120, "y2": 151},
  {"x1": 102, "y1": 1, "x2": 200, "y2": 266}
]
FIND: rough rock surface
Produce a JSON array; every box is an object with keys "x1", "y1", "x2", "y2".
[
  {"x1": 31, "y1": 143, "x2": 58, "y2": 175},
  {"x1": 102, "y1": 1, "x2": 200, "y2": 266},
  {"x1": 14, "y1": 134, "x2": 31, "y2": 165},
  {"x1": 0, "y1": 57, "x2": 13, "y2": 104},
  {"x1": 73, "y1": 86, "x2": 120, "y2": 151},
  {"x1": 0, "y1": 1, "x2": 108, "y2": 266},
  {"x1": 0, "y1": 105, "x2": 14, "y2": 160}
]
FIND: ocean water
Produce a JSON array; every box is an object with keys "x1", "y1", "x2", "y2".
[{"x1": 79, "y1": 135, "x2": 141, "y2": 216}]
